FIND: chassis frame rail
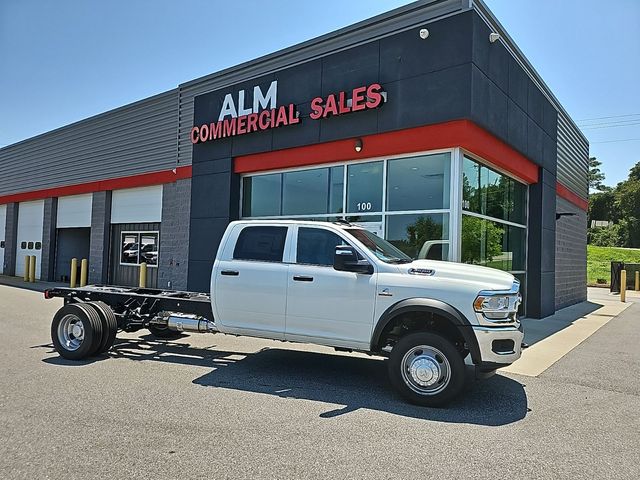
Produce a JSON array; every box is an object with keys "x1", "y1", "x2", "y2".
[{"x1": 44, "y1": 285, "x2": 214, "y2": 325}]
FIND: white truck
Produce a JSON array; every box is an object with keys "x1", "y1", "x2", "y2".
[{"x1": 45, "y1": 220, "x2": 524, "y2": 406}]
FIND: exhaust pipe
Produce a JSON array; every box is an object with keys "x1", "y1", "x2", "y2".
[{"x1": 164, "y1": 314, "x2": 217, "y2": 333}]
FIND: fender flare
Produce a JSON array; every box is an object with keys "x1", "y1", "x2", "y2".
[{"x1": 370, "y1": 298, "x2": 481, "y2": 364}]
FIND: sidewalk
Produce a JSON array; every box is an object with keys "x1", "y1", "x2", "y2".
[
  {"x1": 504, "y1": 286, "x2": 638, "y2": 377},
  {"x1": 0, "y1": 275, "x2": 68, "y2": 293}
]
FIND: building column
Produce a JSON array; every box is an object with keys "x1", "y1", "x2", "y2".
[
  {"x1": 158, "y1": 178, "x2": 191, "y2": 291},
  {"x1": 187, "y1": 157, "x2": 240, "y2": 292},
  {"x1": 3, "y1": 203, "x2": 19, "y2": 276},
  {"x1": 88, "y1": 191, "x2": 112, "y2": 285},
  {"x1": 41, "y1": 198, "x2": 58, "y2": 281},
  {"x1": 526, "y1": 168, "x2": 556, "y2": 318}
]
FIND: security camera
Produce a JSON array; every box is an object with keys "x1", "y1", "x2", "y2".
[
  {"x1": 489, "y1": 32, "x2": 500, "y2": 43},
  {"x1": 419, "y1": 28, "x2": 429, "y2": 39}
]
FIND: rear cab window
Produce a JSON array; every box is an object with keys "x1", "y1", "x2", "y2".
[{"x1": 233, "y1": 226, "x2": 288, "y2": 262}]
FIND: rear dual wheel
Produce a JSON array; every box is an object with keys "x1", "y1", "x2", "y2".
[{"x1": 51, "y1": 302, "x2": 118, "y2": 360}]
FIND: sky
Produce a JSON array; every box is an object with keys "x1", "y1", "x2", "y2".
[{"x1": 1, "y1": 0, "x2": 639, "y2": 187}]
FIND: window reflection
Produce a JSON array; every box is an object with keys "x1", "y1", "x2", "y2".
[
  {"x1": 461, "y1": 215, "x2": 525, "y2": 271},
  {"x1": 387, "y1": 153, "x2": 450, "y2": 211},
  {"x1": 283, "y1": 169, "x2": 329, "y2": 215},
  {"x1": 462, "y1": 157, "x2": 527, "y2": 225},
  {"x1": 386, "y1": 214, "x2": 449, "y2": 260},
  {"x1": 242, "y1": 174, "x2": 282, "y2": 217}
]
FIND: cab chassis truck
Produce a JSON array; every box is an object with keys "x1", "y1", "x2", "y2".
[{"x1": 44, "y1": 220, "x2": 524, "y2": 407}]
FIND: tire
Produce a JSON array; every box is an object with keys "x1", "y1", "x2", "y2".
[
  {"x1": 51, "y1": 303, "x2": 104, "y2": 360},
  {"x1": 388, "y1": 332, "x2": 466, "y2": 407},
  {"x1": 86, "y1": 301, "x2": 118, "y2": 354},
  {"x1": 147, "y1": 324, "x2": 182, "y2": 339}
]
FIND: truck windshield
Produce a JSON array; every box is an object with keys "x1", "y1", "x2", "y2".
[{"x1": 345, "y1": 228, "x2": 413, "y2": 264}]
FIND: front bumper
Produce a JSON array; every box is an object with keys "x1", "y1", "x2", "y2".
[{"x1": 473, "y1": 324, "x2": 524, "y2": 366}]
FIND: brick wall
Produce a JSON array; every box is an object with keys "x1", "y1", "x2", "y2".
[
  {"x1": 555, "y1": 196, "x2": 587, "y2": 309},
  {"x1": 88, "y1": 191, "x2": 111, "y2": 284},
  {"x1": 158, "y1": 178, "x2": 191, "y2": 290},
  {"x1": 3, "y1": 203, "x2": 18, "y2": 276},
  {"x1": 41, "y1": 198, "x2": 57, "y2": 281}
]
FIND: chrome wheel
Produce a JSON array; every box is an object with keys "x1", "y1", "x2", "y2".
[
  {"x1": 57, "y1": 314, "x2": 85, "y2": 351},
  {"x1": 400, "y1": 345, "x2": 451, "y2": 396}
]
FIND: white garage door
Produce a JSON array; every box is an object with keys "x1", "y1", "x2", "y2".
[
  {"x1": 0, "y1": 205, "x2": 6, "y2": 275},
  {"x1": 16, "y1": 200, "x2": 44, "y2": 279},
  {"x1": 57, "y1": 193, "x2": 92, "y2": 228},
  {"x1": 111, "y1": 185, "x2": 163, "y2": 224}
]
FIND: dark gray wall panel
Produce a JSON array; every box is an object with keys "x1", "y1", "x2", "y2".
[
  {"x1": 0, "y1": 91, "x2": 179, "y2": 196},
  {"x1": 555, "y1": 196, "x2": 587, "y2": 309},
  {"x1": 379, "y1": 12, "x2": 472, "y2": 83},
  {"x1": 470, "y1": 65, "x2": 508, "y2": 141},
  {"x1": 378, "y1": 64, "x2": 473, "y2": 132}
]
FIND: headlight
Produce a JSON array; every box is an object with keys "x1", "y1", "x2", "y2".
[{"x1": 474, "y1": 281, "x2": 521, "y2": 321}]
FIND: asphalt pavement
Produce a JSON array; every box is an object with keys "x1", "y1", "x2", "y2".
[{"x1": 0, "y1": 284, "x2": 638, "y2": 479}]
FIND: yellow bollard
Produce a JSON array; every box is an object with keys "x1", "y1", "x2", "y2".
[
  {"x1": 635, "y1": 271, "x2": 639, "y2": 292},
  {"x1": 29, "y1": 255, "x2": 36, "y2": 283},
  {"x1": 620, "y1": 269, "x2": 626, "y2": 303},
  {"x1": 23, "y1": 255, "x2": 31, "y2": 282},
  {"x1": 139, "y1": 262, "x2": 147, "y2": 288},
  {"x1": 80, "y1": 259, "x2": 88, "y2": 287},
  {"x1": 70, "y1": 258, "x2": 78, "y2": 288}
]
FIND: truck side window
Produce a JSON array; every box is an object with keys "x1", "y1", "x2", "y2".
[
  {"x1": 297, "y1": 228, "x2": 345, "y2": 266},
  {"x1": 233, "y1": 226, "x2": 287, "y2": 262}
]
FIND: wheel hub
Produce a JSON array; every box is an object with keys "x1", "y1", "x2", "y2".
[
  {"x1": 409, "y1": 356, "x2": 440, "y2": 386},
  {"x1": 71, "y1": 323, "x2": 84, "y2": 339},
  {"x1": 400, "y1": 344, "x2": 452, "y2": 396}
]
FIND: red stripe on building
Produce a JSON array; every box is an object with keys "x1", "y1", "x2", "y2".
[
  {"x1": 556, "y1": 182, "x2": 588, "y2": 211},
  {"x1": 234, "y1": 120, "x2": 540, "y2": 184},
  {"x1": 0, "y1": 166, "x2": 192, "y2": 205}
]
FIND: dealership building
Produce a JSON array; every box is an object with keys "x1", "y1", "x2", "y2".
[{"x1": 0, "y1": 0, "x2": 588, "y2": 318}]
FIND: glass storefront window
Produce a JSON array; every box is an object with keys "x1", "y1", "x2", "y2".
[
  {"x1": 461, "y1": 215, "x2": 526, "y2": 271},
  {"x1": 386, "y1": 153, "x2": 450, "y2": 211},
  {"x1": 242, "y1": 174, "x2": 281, "y2": 217},
  {"x1": 386, "y1": 213, "x2": 450, "y2": 261},
  {"x1": 346, "y1": 161, "x2": 383, "y2": 213},
  {"x1": 462, "y1": 157, "x2": 527, "y2": 225},
  {"x1": 283, "y1": 169, "x2": 329, "y2": 215}
]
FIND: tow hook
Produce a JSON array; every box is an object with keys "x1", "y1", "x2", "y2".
[{"x1": 521, "y1": 342, "x2": 529, "y2": 349}]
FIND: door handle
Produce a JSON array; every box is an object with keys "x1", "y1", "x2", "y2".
[
  {"x1": 293, "y1": 275, "x2": 314, "y2": 282},
  {"x1": 221, "y1": 270, "x2": 239, "y2": 276}
]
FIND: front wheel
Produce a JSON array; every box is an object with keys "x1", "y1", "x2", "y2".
[{"x1": 388, "y1": 332, "x2": 465, "y2": 407}]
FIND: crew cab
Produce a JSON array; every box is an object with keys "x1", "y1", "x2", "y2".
[{"x1": 45, "y1": 220, "x2": 524, "y2": 406}]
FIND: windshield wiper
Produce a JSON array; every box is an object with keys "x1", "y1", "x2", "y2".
[{"x1": 387, "y1": 258, "x2": 413, "y2": 264}]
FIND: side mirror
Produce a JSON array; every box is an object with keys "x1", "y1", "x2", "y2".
[{"x1": 334, "y1": 245, "x2": 373, "y2": 274}]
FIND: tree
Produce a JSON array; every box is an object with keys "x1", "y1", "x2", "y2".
[
  {"x1": 628, "y1": 161, "x2": 640, "y2": 182},
  {"x1": 588, "y1": 156, "x2": 606, "y2": 191},
  {"x1": 460, "y1": 216, "x2": 503, "y2": 265},
  {"x1": 588, "y1": 190, "x2": 618, "y2": 225}
]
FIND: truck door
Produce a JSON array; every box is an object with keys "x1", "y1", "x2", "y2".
[
  {"x1": 285, "y1": 226, "x2": 377, "y2": 350},
  {"x1": 213, "y1": 225, "x2": 290, "y2": 340}
]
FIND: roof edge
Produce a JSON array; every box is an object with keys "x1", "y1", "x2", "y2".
[{"x1": 471, "y1": 0, "x2": 588, "y2": 146}]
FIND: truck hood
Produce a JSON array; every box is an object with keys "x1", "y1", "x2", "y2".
[{"x1": 402, "y1": 259, "x2": 516, "y2": 291}]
